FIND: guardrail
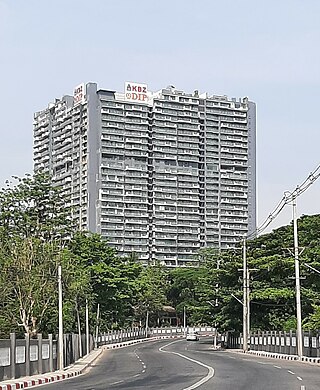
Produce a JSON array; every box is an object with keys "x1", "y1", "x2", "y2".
[
  {"x1": 149, "y1": 326, "x2": 216, "y2": 337},
  {"x1": 97, "y1": 328, "x2": 146, "y2": 346},
  {"x1": 0, "y1": 327, "x2": 215, "y2": 382},
  {"x1": 228, "y1": 330, "x2": 320, "y2": 357},
  {"x1": 0, "y1": 333, "x2": 94, "y2": 382}
]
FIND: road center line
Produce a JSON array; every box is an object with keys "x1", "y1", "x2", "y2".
[
  {"x1": 110, "y1": 380, "x2": 124, "y2": 385},
  {"x1": 273, "y1": 365, "x2": 282, "y2": 369},
  {"x1": 159, "y1": 340, "x2": 215, "y2": 390}
]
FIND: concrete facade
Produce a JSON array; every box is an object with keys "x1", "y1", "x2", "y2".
[{"x1": 33, "y1": 82, "x2": 256, "y2": 266}]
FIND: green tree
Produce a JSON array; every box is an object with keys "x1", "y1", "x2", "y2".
[
  {"x1": 193, "y1": 214, "x2": 320, "y2": 333},
  {"x1": 69, "y1": 232, "x2": 142, "y2": 330},
  {"x1": 135, "y1": 263, "x2": 168, "y2": 327},
  {"x1": 0, "y1": 173, "x2": 71, "y2": 242},
  {"x1": 167, "y1": 266, "x2": 211, "y2": 326},
  {"x1": 0, "y1": 174, "x2": 88, "y2": 336}
]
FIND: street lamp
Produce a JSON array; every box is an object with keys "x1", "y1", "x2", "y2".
[
  {"x1": 284, "y1": 192, "x2": 304, "y2": 360},
  {"x1": 207, "y1": 300, "x2": 218, "y2": 348},
  {"x1": 58, "y1": 265, "x2": 64, "y2": 370},
  {"x1": 292, "y1": 197, "x2": 303, "y2": 359},
  {"x1": 242, "y1": 238, "x2": 249, "y2": 352}
]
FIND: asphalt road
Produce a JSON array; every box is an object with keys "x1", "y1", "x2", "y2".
[{"x1": 34, "y1": 337, "x2": 320, "y2": 389}]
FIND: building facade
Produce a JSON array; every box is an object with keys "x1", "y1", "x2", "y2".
[{"x1": 33, "y1": 82, "x2": 256, "y2": 266}]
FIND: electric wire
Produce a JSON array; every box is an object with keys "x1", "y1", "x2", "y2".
[{"x1": 246, "y1": 163, "x2": 320, "y2": 240}]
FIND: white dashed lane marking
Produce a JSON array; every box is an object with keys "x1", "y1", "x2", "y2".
[
  {"x1": 110, "y1": 380, "x2": 124, "y2": 385},
  {"x1": 288, "y1": 370, "x2": 295, "y2": 375},
  {"x1": 159, "y1": 340, "x2": 215, "y2": 390},
  {"x1": 134, "y1": 349, "x2": 147, "y2": 372}
]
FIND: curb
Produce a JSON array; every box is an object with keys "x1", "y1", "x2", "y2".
[
  {"x1": 0, "y1": 335, "x2": 183, "y2": 389},
  {"x1": 102, "y1": 335, "x2": 185, "y2": 351},
  {"x1": 232, "y1": 349, "x2": 320, "y2": 364},
  {"x1": 246, "y1": 350, "x2": 299, "y2": 361},
  {"x1": 0, "y1": 349, "x2": 103, "y2": 390},
  {"x1": 0, "y1": 371, "x2": 82, "y2": 390}
]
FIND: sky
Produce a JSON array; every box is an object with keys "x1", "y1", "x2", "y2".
[{"x1": 0, "y1": 0, "x2": 319, "y2": 235}]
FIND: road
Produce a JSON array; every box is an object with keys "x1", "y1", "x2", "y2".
[{"x1": 35, "y1": 337, "x2": 320, "y2": 389}]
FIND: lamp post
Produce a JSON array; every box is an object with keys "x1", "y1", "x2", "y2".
[
  {"x1": 146, "y1": 310, "x2": 149, "y2": 337},
  {"x1": 183, "y1": 306, "x2": 186, "y2": 335},
  {"x1": 207, "y1": 300, "x2": 218, "y2": 348},
  {"x1": 58, "y1": 265, "x2": 64, "y2": 370},
  {"x1": 86, "y1": 299, "x2": 89, "y2": 355},
  {"x1": 292, "y1": 197, "x2": 303, "y2": 359},
  {"x1": 242, "y1": 238, "x2": 249, "y2": 352}
]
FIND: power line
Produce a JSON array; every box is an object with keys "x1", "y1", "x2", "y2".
[{"x1": 247, "y1": 163, "x2": 320, "y2": 240}]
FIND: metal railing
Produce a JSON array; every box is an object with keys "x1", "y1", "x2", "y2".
[
  {"x1": 0, "y1": 332, "x2": 94, "y2": 382},
  {"x1": 228, "y1": 330, "x2": 320, "y2": 357}
]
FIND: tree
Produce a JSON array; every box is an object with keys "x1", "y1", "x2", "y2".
[
  {"x1": 135, "y1": 263, "x2": 168, "y2": 327},
  {"x1": 69, "y1": 232, "x2": 143, "y2": 330},
  {"x1": 192, "y1": 214, "x2": 320, "y2": 333},
  {"x1": 167, "y1": 266, "x2": 211, "y2": 326},
  {"x1": 0, "y1": 173, "x2": 88, "y2": 336},
  {"x1": 0, "y1": 172, "x2": 72, "y2": 243}
]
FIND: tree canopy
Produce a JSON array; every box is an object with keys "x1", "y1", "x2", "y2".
[{"x1": 1, "y1": 172, "x2": 320, "y2": 337}]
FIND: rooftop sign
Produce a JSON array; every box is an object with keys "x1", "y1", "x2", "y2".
[
  {"x1": 73, "y1": 83, "x2": 85, "y2": 106},
  {"x1": 124, "y1": 82, "x2": 148, "y2": 103}
]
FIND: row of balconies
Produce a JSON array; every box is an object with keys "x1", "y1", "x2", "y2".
[{"x1": 205, "y1": 107, "x2": 247, "y2": 116}]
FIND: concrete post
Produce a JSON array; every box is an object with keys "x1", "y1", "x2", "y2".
[
  {"x1": 37, "y1": 334, "x2": 43, "y2": 374},
  {"x1": 25, "y1": 333, "x2": 30, "y2": 377},
  {"x1": 48, "y1": 334, "x2": 53, "y2": 372},
  {"x1": 10, "y1": 333, "x2": 16, "y2": 379},
  {"x1": 85, "y1": 299, "x2": 89, "y2": 355},
  {"x1": 293, "y1": 198, "x2": 303, "y2": 359},
  {"x1": 242, "y1": 238, "x2": 248, "y2": 353},
  {"x1": 58, "y1": 265, "x2": 64, "y2": 369}
]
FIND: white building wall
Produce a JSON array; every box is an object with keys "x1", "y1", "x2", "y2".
[{"x1": 33, "y1": 83, "x2": 256, "y2": 266}]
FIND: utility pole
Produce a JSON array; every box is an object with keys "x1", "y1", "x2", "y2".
[
  {"x1": 207, "y1": 300, "x2": 218, "y2": 348},
  {"x1": 76, "y1": 301, "x2": 82, "y2": 357},
  {"x1": 293, "y1": 197, "x2": 303, "y2": 359},
  {"x1": 145, "y1": 310, "x2": 149, "y2": 337},
  {"x1": 86, "y1": 299, "x2": 90, "y2": 355},
  {"x1": 58, "y1": 265, "x2": 64, "y2": 370},
  {"x1": 183, "y1": 306, "x2": 186, "y2": 334},
  {"x1": 95, "y1": 303, "x2": 100, "y2": 349},
  {"x1": 246, "y1": 266, "x2": 250, "y2": 340},
  {"x1": 242, "y1": 238, "x2": 248, "y2": 352},
  {"x1": 215, "y1": 258, "x2": 220, "y2": 347}
]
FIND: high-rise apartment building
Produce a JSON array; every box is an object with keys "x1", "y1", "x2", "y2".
[{"x1": 33, "y1": 82, "x2": 256, "y2": 266}]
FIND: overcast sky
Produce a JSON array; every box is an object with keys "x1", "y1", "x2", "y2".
[{"x1": 1, "y1": 0, "x2": 319, "y2": 234}]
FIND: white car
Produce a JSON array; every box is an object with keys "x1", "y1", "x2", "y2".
[{"x1": 186, "y1": 332, "x2": 199, "y2": 341}]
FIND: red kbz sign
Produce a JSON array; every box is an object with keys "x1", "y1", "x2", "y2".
[
  {"x1": 74, "y1": 83, "x2": 85, "y2": 106},
  {"x1": 125, "y1": 82, "x2": 148, "y2": 103}
]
